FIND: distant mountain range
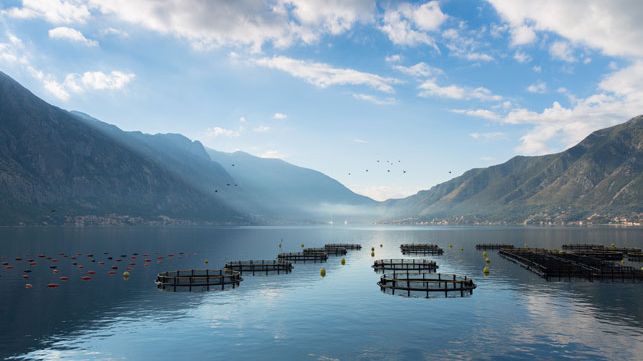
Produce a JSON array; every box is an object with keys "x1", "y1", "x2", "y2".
[
  {"x1": 0, "y1": 71, "x2": 640, "y2": 226},
  {"x1": 384, "y1": 116, "x2": 642, "y2": 224},
  {"x1": 0, "y1": 71, "x2": 374, "y2": 225}
]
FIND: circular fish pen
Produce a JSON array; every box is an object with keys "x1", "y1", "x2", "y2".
[
  {"x1": 156, "y1": 269, "x2": 242, "y2": 292},
  {"x1": 373, "y1": 259, "x2": 438, "y2": 273},
  {"x1": 400, "y1": 243, "x2": 444, "y2": 255},
  {"x1": 278, "y1": 252, "x2": 328, "y2": 263},
  {"x1": 378, "y1": 272, "x2": 476, "y2": 298},
  {"x1": 224, "y1": 260, "x2": 293, "y2": 275},
  {"x1": 324, "y1": 243, "x2": 362, "y2": 250}
]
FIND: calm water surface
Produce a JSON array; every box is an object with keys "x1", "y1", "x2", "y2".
[{"x1": 0, "y1": 226, "x2": 642, "y2": 360}]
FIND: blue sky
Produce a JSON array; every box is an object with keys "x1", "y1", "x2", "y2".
[{"x1": 1, "y1": 0, "x2": 642, "y2": 200}]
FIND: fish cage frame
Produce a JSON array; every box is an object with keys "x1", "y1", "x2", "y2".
[
  {"x1": 628, "y1": 252, "x2": 643, "y2": 262},
  {"x1": 277, "y1": 252, "x2": 328, "y2": 263},
  {"x1": 475, "y1": 244, "x2": 514, "y2": 250},
  {"x1": 562, "y1": 244, "x2": 641, "y2": 255},
  {"x1": 305, "y1": 247, "x2": 346, "y2": 256},
  {"x1": 378, "y1": 272, "x2": 476, "y2": 298},
  {"x1": 499, "y1": 248, "x2": 643, "y2": 282},
  {"x1": 400, "y1": 243, "x2": 444, "y2": 255},
  {"x1": 156, "y1": 269, "x2": 242, "y2": 292},
  {"x1": 372, "y1": 258, "x2": 438, "y2": 272},
  {"x1": 324, "y1": 243, "x2": 362, "y2": 250},
  {"x1": 224, "y1": 260, "x2": 293, "y2": 275}
]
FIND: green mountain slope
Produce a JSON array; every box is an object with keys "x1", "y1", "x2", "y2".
[
  {"x1": 385, "y1": 116, "x2": 643, "y2": 224},
  {"x1": 0, "y1": 71, "x2": 245, "y2": 225}
]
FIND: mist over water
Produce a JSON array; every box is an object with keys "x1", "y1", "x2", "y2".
[{"x1": 1, "y1": 225, "x2": 641, "y2": 360}]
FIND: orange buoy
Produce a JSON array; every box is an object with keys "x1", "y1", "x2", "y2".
[
  {"x1": 59, "y1": 276, "x2": 69, "y2": 281},
  {"x1": 22, "y1": 274, "x2": 29, "y2": 279},
  {"x1": 25, "y1": 283, "x2": 33, "y2": 289},
  {"x1": 80, "y1": 276, "x2": 92, "y2": 281},
  {"x1": 47, "y1": 283, "x2": 60, "y2": 288},
  {"x1": 52, "y1": 269, "x2": 59, "y2": 274},
  {"x1": 87, "y1": 270, "x2": 96, "y2": 275}
]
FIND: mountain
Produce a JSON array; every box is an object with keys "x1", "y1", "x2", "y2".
[
  {"x1": 385, "y1": 116, "x2": 643, "y2": 224},
  {"x1": 207, "y1": 149, "x2": 377, "y2": 223},
  {"x1": 0, "y1": 71, "x2": 245, "y2": 225}
]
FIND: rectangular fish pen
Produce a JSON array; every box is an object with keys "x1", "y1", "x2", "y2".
[
  {"x1": 373, "y1": 259, "x2": 438, "y2": 272},
  {"x1": 628, "y1": 252, "x2": 643, "y2": 262},
  {"x1": 224, "y1": 260, "x2": 293, "y2": 275},
  {"x1": 499, "y1": 248, "x2": 643, "y2": 282},
  {"x1": 155, "y1": 269, "x2": 242, "y2": 292},
  {"x1": 400, "y1": 243, "x2": 444, "y2": 255},
  {"x1": 278, "y1": 252, "x2": 328, "y2": 263},
  {"x1": 324, "y1": 243, "x2": 362, "y2": 250},
  {"x1": 562, "y1": 244, "x2": 642, "y2": 255},
  {"x1": 475, "y1": 244, "x2": 514, "y2": 250},
  {"x1": 305, "y1": 247, "x2": 346, "y2": 256},
  {"x1": 566, "y1": 250, "x2": 624, "y2": 261},
  {"x1": 378, "y1": 272, "x2": 476, "y2": 298}
]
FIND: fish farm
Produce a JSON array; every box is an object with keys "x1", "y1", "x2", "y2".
[
  {"x1": 372, "y1": 258, "x2": 438, "y2": 272},
  {"x1": 277, "y1": 252, "x2": 328, "y2": 263},
  {"x1": 224, "y1": 260, "x2": 293, "y2": 275},
  {"x1": 155, "y1": 269, "x2": 242, "y2": 292},
  {"x1": 628, "y1": 252, "x2": 643, "y2": 262},
  {"x1": 400, "y1": 243, "x2": 444, "y2": 255},
  {"x1": 303, "y1": 247, "x2": 347, "y2": 256},
  {"x1": 475, "y1": 243, "x2": 515, "y2": 250},
  {"x1": 498, "y1": 248, "x2": 643, "y2": 281},
  {"x1": 324, "y1": 243, "x2": 362, "y2": 250},
  {"x1": 562, "y1": 244, "x2": 642, "y2": 254},
  {"x1": 378, "y1": 272, "x2": 476, "y2": 298}
]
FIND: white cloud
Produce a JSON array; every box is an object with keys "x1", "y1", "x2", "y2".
[
  {"x1": 205, "y1": 126, "x2": 241, "y2": 138},
  {"x1": 254, "y1": 56, "x2": 399, "y2": 93},
  {"x1": 532, "y1": 65, "x2": 542, "y2": 73},
  {"x1": 272, "y1": 112, "x2": 287, "y2": 120},
  {"x1": 380, "y1": 1, "x2": 446, "y2": 48},
  {"x1": 64, "y1": 71, "x2": 135, "y2": 90},
  {"x1": 352, "y1": 138, "x2": 368, "y2": 144},
  {"x1": 48, "y1": 27, "x2": 97, "y2": 46},
  {"x1": 3, "y1": 0, "x2": 91, "y2": 24},
  {"x1": 419, "y1": 79, "x2": 502, "y2": 101},
  {"x1": 451, "y1": 108, "x2": 500, "y2": 121},
  {"x1": 385, "y1": 54, "x2": 401, "y2": 63},
  {"x1": 513, "y1": 51, "x2": 531, "y2": 63},
  {"x1": 526, "y1": 81, "x2": 547, "y2": 94},
  {"x1": 101, "y1": 27, "x2": 129, "y2": 37},
  {"x1": 488, "y1": 0, "x2": 643, "y2": 58},
  {"x1": 441, "y1": 28, "x2": 494, "y2": 62},
  {"x1": 253, "y1": 125, "x2": 271, "y2": 132},
  {"x1": 87, "y1": 0, "x2": 374, "y2": 52},
  {"x1": 509, "y1": 24, "x2": 536, "y2": 46},
  {"x1": 392, "y1": 62, "x2": 442, "y2": 78},
  {"x1": 239, "y1": 116, "x2": 247, "y2": 123},
  {"x1": 259, "y1": 150, "x2": 286, "y2": 159},
  {"x1": 549, "y1": 41, "x2": 575, "y2": 62},
  {"x1": 469, "y1": 131, "x2": 506, "y2": 140},
  {"x1": 352, "y1": 93, "x2": 396, "y2": 105},
  {"x1": 455, "y1": 61, "x2": 643, "y2": 155}
]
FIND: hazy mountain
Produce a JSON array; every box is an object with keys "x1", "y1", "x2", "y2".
[
  {"x1": 385, "y1": 116, "x2": 643, "y2": 224},
  {"x1": 0, "y1": 71, "x2": 245, "y2": 225},
  {"x1": 206, "y1": 149, "x2": 378, "y2": 223}
]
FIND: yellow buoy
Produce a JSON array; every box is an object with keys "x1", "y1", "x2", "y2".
[
  {"x1": 301, "y1": 243, "x2": 305, "y2": 248},
  {"x1": 449, "y1": 244, "x2": 453, "y2": 248},
  {"x1": 204, "y1": 259, "x2": 209, "y2": 265},
  {"x1": 485, "y1": 258, "x2": 491, "y2": 264},
  {"x1": 320, "y1": 267, "x2": 326, "y2": 277},
  {"x1": 341, "y1": 258, "x2": 346, "y2": 266},
  {"x1": 482, "y1": 251, "x2": 488, "y2": 257},
  {"x1": 371, "y1": 251, "x2": 375, "y2": 257},
  {"x1": 380, "y1": 244, "x2": 383, "y2": 248},
  {"x1": 460, "y1": 247, "x2": 464, "y2": 252},
  {"x1": 483, "y1": 266, "x2": 490, "y2": 275},
  {"x1": 122, "y1": 271, "x2": 130, "y2": 277},
  {"x1": 371, "y1": 247, "x2": 375, "y2": 252}
]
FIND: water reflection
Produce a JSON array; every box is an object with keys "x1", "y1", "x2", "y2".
[{"x1": 0, "y1": 225, "x2": 641, "y2": 360}]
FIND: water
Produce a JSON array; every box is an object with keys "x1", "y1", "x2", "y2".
[{"x1": 0, "y1": 226, "x2": 641, "y2": 360}]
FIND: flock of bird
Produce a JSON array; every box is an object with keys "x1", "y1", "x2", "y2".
[{"x1": 0, "y1": 251, "x2": 194, "y2": 289}]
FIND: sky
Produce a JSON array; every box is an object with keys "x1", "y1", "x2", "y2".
[{"x1": 1, "y1": 0, "x2": 642, "y2": 201}]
